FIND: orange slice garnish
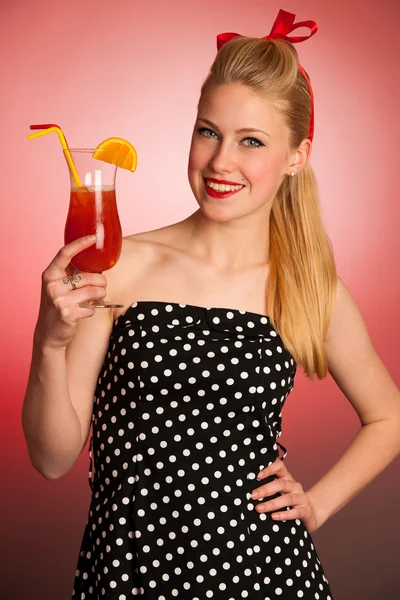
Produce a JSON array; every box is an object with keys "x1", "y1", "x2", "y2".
[{"x1": 92, "y1": 137, "x2": 137, "y2": 172}]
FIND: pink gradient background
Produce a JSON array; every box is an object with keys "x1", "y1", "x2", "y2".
[{"x1": 1, "y1": 0, "x2": 399, "y2": 598}]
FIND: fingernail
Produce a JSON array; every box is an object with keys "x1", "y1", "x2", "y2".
[
  {"x1": 257, "y1": 472, "x2": 263, "y2": 480},
  {"x1": 251, "y1": 490, "x2": 258, "y2": 499},
  {"x1": 88, "y1": 235, "x2": 96, "y2": 241}
]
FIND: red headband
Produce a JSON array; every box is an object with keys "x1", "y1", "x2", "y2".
[{"x1": 216, "y1": 9, "x2": 318, "y2": 141}]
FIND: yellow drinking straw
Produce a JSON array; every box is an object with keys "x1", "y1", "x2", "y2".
[{"x1": 28, "y1": 124, "x2": 82, "y2": 188}]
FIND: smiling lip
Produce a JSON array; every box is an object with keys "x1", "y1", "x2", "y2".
[
  {"x1": 205, "y1": 177, "x2": 243, "y2": 185},
  {"x1": 203, "y1": 178, "x2": 244, "y2": 199}
]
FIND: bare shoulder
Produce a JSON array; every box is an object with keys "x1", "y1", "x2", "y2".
[
  {"x1": 102, "y1": 220, "x2": 189, "y2": 316},
  {"x1": 324, "y1": 277, "x2": 400, "y2": 423},
  {"x1": 324, "y1": 276, "x2": 376, "y2": 371},
  {"x1": 324, "y1": 277, "x2": 368, "y2": 344},
  {"x1": 120, "y1": 220, "x2": 188, "y2": 269},
  {"x1": 125, "y1": 218, "x2": 190, "y2": 249}
]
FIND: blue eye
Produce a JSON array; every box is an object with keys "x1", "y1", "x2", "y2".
[
  {"x1": 197, "y1": 127, "x2": 264, "y2": 148},
  {"x1": 243, "y1": 138, "x2": 264, "y2": 148},
  {"x1": 198, "y1": 127, "x2": 218, "y2": 139}
]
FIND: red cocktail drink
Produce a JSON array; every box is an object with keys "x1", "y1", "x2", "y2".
[
  {"x1": 62, "y1": 148, "x2": 123, "y2": 308},
  {"x1": 64, "y1": 186, "x2": 122, "y2": 272},
  {"x1": 28, "y1": 126, "x2": 137, "y2": 309}
]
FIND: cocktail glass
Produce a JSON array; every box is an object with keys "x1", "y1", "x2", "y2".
[{"x1": 63, "y1": 149, "x2": 123, "y2": 308}]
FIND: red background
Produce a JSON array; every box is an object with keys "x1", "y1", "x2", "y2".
[{"x1": 1, "y1": 0, "x2": 399, "y2": 598}]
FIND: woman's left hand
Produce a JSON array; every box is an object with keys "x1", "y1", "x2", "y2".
[{"x1": 251, "y1": 458, "x2": 319, "y2": 533}]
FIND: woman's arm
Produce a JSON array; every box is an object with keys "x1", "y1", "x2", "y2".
[
  {"x1": 23, "y1": 310, "x2": 113, "y2": 480},
  {"x1": 305, "y1": 277, "x2": 400, "y2": 528},
  {"x1": 22, "y1": 237, "x2": 113, "y2": 480},
  {"x1": 251, "y1": 277, "x2": 400, "y2": 531}
]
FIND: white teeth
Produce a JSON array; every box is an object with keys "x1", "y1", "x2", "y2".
[{"x1": 206, "y1": 180, "x2": 244, "y2": 192}]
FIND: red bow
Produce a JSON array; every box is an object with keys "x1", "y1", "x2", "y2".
[
  {"x1": 216, "y1": 9, "x2": 318, "y2": 141},
  {"x1": 217, "y1": 9, "x2": 317, "y2": 50}
]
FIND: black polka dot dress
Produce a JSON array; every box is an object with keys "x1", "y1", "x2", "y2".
[{"x1": 72, "y1": 301, "x2": 333, "y2": 599}]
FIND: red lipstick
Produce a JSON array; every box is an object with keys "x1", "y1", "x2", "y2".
[{"x1": 203, "y1": 177, "x2": 245, "y2": 199}]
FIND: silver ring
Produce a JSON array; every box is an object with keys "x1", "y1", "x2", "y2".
[{"x1": 63, "y1": 274, "x2": 82, "y2": 291}]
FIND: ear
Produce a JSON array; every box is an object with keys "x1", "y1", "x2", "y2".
[{"x1": 287, "y1": 138, "x2": 312, "y2": 175}]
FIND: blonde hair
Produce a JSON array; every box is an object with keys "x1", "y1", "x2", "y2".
[{"x1": 199, "y1": 37, "x2": 337, "y2": 379}]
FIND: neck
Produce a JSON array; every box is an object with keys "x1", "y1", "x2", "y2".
[{"x1": 182, "y1": 208, "x2": 271, "y2": 272}]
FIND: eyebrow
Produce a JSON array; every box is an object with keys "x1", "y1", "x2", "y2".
[{"x1": 197, "y1": 117, "x2": 270, "y2": 138}]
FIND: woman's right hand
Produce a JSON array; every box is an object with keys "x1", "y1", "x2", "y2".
[{"x1": 34, "y1": 235, "x2": 108, "y2": 350}]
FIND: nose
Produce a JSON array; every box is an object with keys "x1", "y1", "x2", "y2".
[{"x1": 208, "y1": 142, "x2": 237, "y2": 174}]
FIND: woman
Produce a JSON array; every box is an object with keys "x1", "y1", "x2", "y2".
[{"x1": 22, "y1": 9, "x2": 400, "y2": 600}]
